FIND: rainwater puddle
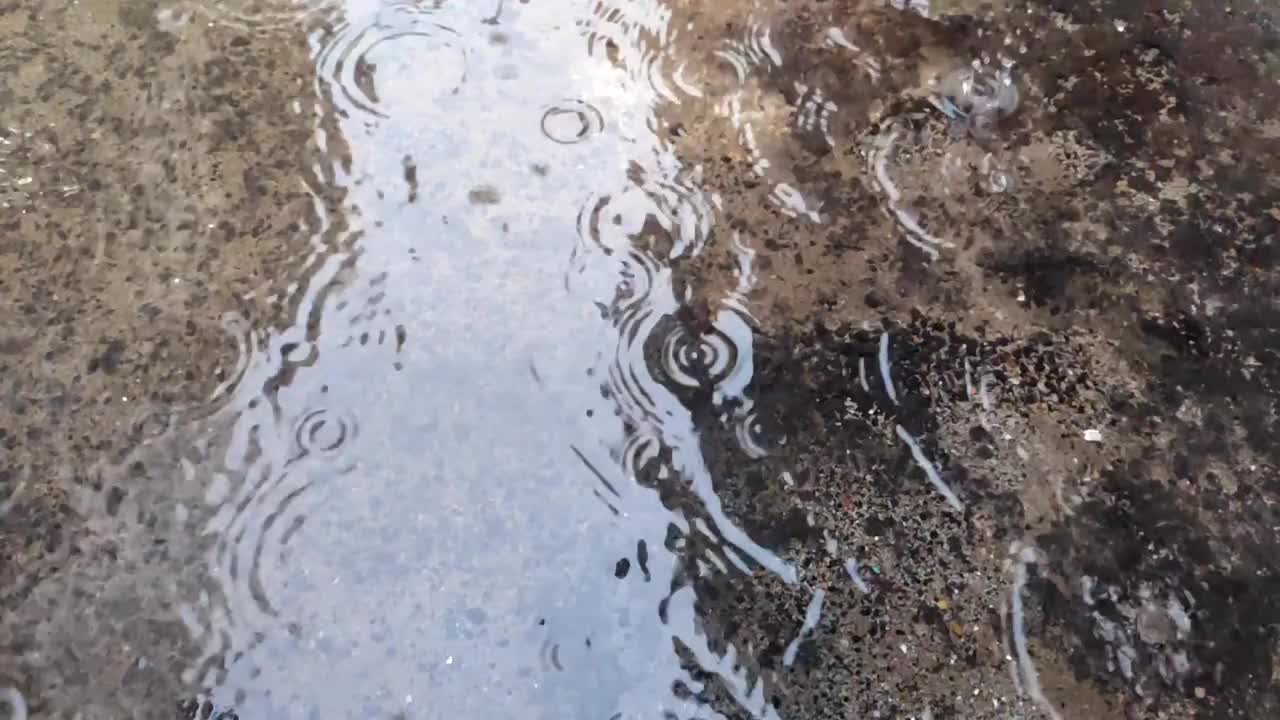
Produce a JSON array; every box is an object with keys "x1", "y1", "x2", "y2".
[
  {"x1": 5, "y1": 0, "x2": 1048, "y2": 717},
  {"x1": 169, "y1": 1, "x2": 768, "y2": 716},
  {"x1": 6, "y1": 0, "x2": 1277, "y2": 718},
  {"x1": 120, "y1": 0, "x2": 799, "y2": 716}
]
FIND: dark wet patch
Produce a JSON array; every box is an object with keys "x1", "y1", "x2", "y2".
[{"x1": 664, "y1": 309, "x2": 1280, "y2": 716}]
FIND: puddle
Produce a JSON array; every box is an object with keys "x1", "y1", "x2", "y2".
[
  {"x1": 169, "y1": 0, "x2": 769, "y2": 715},
  {"x1": 3, "y1": 0, "x2": 1280, "y2": 718}
]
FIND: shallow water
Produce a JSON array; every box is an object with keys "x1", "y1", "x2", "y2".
[
  {"x1": 4, "y1": 0, "x2": 1280, "y2": 718},
  {"x1": 150, "y1": 0, "x2": 773, "y2": 715},
  {"x1": 12, "y1": 0, "x2": 801, "y2": 715}
]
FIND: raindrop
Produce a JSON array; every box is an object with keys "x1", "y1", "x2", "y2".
[
  {"x1": 655, "y1": 320, "x2": 741, "y2": 390},
  {"x1": 735, "y1": 410, "x2": 769, "y2": 459},
  {"x1": 295, "y1": 408, "x2": 355, "y2": 455},
  {"x1": 316, "y1": 12, "x2": 466, "y2": 120},
  {"x1": 540, "y1": 100, "x2": 605, "y2": 144}
]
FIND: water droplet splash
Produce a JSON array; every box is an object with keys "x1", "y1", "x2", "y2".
[
  {"x1": 316, "y1": 7, "x2": 466, "y2": 121},
  {"x1": 930, "y1": 62, "x2": 1020, "y2": 136},
  {"x1": 540, "y1": 100, "x2": 605, "y2": 144},
  {"x1": 654, "y1": 319, "x2": 742, "y2": 391},
  {"x1": 295, "y1": 408, "x2": 356, "y2": 456}
]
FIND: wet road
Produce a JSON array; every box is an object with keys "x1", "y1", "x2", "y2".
[{"x1": 2, "y1": 0, "x2": 1279, "y2": 718}]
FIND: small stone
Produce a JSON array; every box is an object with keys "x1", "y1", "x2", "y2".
[
  {"x1": 1194, "y1": 687, "x2": 1206, "y2": 699},
  {"x1": 1083, "y1": 428, "x2": 1103, "y2": 442}
]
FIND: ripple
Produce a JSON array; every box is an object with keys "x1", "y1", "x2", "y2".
[
  {"x1": 734, "y1": 409, "x2": 769, "y2": 459},
  {"x1": 653, "y1": 319, "x2": 741, "y2": 391},
  {"x1": 211, "y1": 466, "x2": 311, "y2": 623},
  {"x1": 930, "y1": 62, "x2": 1020, "y2": 136},
  {"x1": 582, "y1": 0, "x2": 678, "y2": 103},
  {"x1": 539, "y1": 637, "x2": 565, "y2": 672},
  {"x1": 613, "y1": 248, "x2": 662, "y2": 321},
  {"x1": 717, "y1": 20, "x2": 784, "y2": 75},
  {"x1": 620, "y1": 431, "x2": 662, "y2": 482},
  {"x1": 212, "y1": 311, "x2": 257, "y2": 401},
  {"x1": 316, "y1": 9, "x2": 466, "y2": 120},
  {"x1": 195, "y1": 403, "x2": 359, "y2": 682},
  {"x1": 867, "y1": 125, "x2": 953, "y2": 258},
  {"x1": 540, "y1": 100, "x2": 605, "y2": 144},
  {"x1": 571, "y1": 177, "x2": 714, "y2": 266},
  {"x1": 0, "y1": 687, "x2": 27, "y2": 720},
  {"x1": 609, "y1": 301, "x2": 667, "y2": 429},
  {"x1": 169, "y1": 0, "x2": 342, "y2": 33},
  {"x1": 295, "y1": 408, "x2": 356, "y2": 456},
  {"x1": 570, "y1": 172, "x2": 732, "y2": 448}
]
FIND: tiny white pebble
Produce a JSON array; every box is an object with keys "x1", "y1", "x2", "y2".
[{"x1": 1083, "y1": 428, "x2": 1103, "y2": 442}]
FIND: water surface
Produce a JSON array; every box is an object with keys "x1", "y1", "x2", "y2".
[{"x1": 3, "y1": 1, "x2": 1280, "y2": 719}]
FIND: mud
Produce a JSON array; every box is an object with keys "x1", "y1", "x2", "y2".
[
  {"x1": 652, "y1": 0, "x2": 1280, "y2": 717},
  {"x1": 1, "y1": 0, "x2": 1279, "y2": 718}
]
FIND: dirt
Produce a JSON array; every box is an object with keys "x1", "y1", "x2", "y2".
[{"x1": 640, "y1": 0, "x2": 1280, "y2": 717}]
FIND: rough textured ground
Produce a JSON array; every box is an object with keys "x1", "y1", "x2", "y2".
[
  {"x1": 2, "y1": 0, "x2": 1279, "y2": 718},
  {"x1": 646, "y1": 0, "x2": 1280, "y2": 718},
  {"x1": 0, "y1": 0, "x2": 349, "y2": 713}
]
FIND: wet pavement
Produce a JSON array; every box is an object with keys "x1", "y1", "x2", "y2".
[{"x1": 1, "y1": 0, "x2": 1278, "y2": 718}]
